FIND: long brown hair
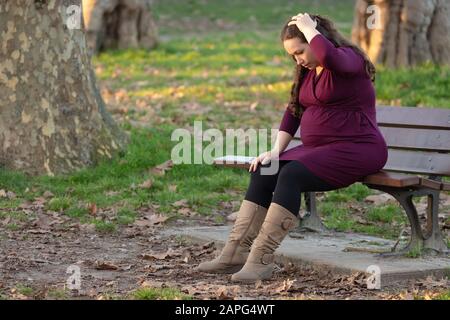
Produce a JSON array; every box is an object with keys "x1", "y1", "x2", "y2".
[{"x1": 280, "y1": 14, "x2": 376, "y2": 119}]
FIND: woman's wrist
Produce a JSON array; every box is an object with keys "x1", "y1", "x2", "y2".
[
  {"x1": 302, "y1": 27, "x2": 320, "y2": 43},
  {"x1": 270, "y1": 148, "x2": 280, "y2": 156}
]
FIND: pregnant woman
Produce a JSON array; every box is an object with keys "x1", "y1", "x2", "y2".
[{"x1": 196, "y1": 13, "x2": 388, "y2": 283}]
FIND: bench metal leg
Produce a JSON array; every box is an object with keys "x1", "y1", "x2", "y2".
[
  {"x1": 365, "y1": 185, "x2": 448, "y2": 256},
  {"x1": 293, "y1": 192, "x2": 328, "y2": 233},
  {"x1": 423, "y1": 191, "x2": 449, "y2": 252}
]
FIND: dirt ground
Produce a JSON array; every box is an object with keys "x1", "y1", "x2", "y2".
[{"x1": 1, "y1": 208, "x2": 448, "y2": 300}]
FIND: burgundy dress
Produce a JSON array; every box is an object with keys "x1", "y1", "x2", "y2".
[{"x1": 278, "y1": 34, "x2": 388, "y2": 188}]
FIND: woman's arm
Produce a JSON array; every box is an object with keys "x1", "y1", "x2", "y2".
[
  {"x1": 275, "y1": 107, "x2": 299, "y2": 152},
  {"x1": 309, "y1": 34, "x2": 364, "y2": 75},
  {"x1": 279, "y1": 107, "x2": 300, "y2": 137},
  {"x1": 248, "y1": 109, "x2": 295, "y2": 171},
  {"x1": 272, "y1": 129, "x2": 294, "y2": 154}
]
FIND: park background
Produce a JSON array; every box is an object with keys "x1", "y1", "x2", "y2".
[{"x1": 0, "y1": 0, "x2": 449, "y2": 300}]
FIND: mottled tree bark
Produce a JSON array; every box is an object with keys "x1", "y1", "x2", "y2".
[
  {"x1": 0, "y1": 0, "x2": 128, "y2": 176},
  {"x1": 82, "y1": 0, "x2": 158, "y2": 53},
  {"x1": 352, "y1": 0, "x2": 450, "y2": 67}
]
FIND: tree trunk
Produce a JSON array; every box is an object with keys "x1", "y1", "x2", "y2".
[
  {"x1": 0, "y1": 0, "x2": 128, "y2": 176},
  {"x1": 82, "y1": 0, "x2": 158, "y2": 53},
  {"x1": 352, "y1": 0, "x2": 450, "y2": 67}
]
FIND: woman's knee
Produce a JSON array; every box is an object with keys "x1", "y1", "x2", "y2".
[
  {"x1": 249, "y1": 163, "x2": 276, "y2": 183},
  {"x1": 277, "y1": 162, "x2": 301, "y2": 185},
  {"x1": 277, "y1": 161, "x2": 335, "y2": 192}
]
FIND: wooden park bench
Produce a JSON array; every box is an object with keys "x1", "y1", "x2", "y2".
[{"x1": 213, "y1": 106, "x2": 450, "y2": 256}]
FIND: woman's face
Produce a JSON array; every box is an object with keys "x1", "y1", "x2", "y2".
[{"x1": 283, "y1": 38, "x2": 319, "y2": 69}]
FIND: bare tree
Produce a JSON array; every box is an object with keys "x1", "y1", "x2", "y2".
[
  {"x1": 0, "y1": 0, "x2": 128, "y2": 176},
  {"x1": 352, "y1": 0, "x2": 450, "y2": 67}
]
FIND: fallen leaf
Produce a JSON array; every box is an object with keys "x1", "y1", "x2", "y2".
[
  {"x1": 418, "y1": 276, "x2": 448, "y2": 289},
  {"x1": 134, "y1": 213, "x2": 169, "y2": 227},
  {"x1": 141, "y1": 280, "x2": 165, "y2": 288},
  {"x1": 139, "y1": 179, "x2": 153, "y2": 189},
  {"x1": 249, "y1": 101, "x2": 258, "y2": 111},
  {"x1": 1, "y1": 215, "x2": 12, "y2": 226},
  {"x1": 364, "y1": 194, "x2": 396, "y2": 206},
  {"x1": 150, "y1": 160, "x2": 173, "y2": 176},
  {"x1": 6, "y1": 191, "x2": 16, "y2": 199},
  {"x1": 216, "y1": 286, "x2": 239, "y2": 300},
  {"x1": 43, "y1": 191, "x2": 54, "y2": 198},
  {"x1": 354, "y1": 216, "x2": 372, "y2": 225},
  {"x1": 89, "y1": 203, "x2": 97, "y2": 216},
  {"x1": 121, "y1": 265, "x2": 133, "y2": 271},
  {"x1": 27, "y1": 229, "x2": 50, "y2": 234},
  {"x1": 0, "y1": 189, "x2": 16, "y2": 199},
  {"x1": 177, "y1": 207, "x2": 195, "y2": 217},
  {"x1": 172, "y1": 199, "x2": 189, "y2": 207},
  {"x1": 32, "y1": 197, "x2": 46, "y2": 206},
  {"x1": 140, "y1": 248, "x2": 182, "y2": 261},
  {"x1": 32, "y1": 214, "x2": 52, "y2": 230},
  {"x1": 275, "y1": 279, "x2": 296, "y2": 293},
  {"x1": 94, "y1": 261, "x2": 119, "y2": 270}
]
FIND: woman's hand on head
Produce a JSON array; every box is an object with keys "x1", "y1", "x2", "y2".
[
  {"x1": 288, "y1": 13, "x2": 320, "y2": 43},
  {"x1": 288, "y1": 13, "x2": 317, "y2": 33}
]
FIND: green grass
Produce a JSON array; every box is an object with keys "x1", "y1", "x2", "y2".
[
  {"x1": 93, "y1": 220, "x2": 117, "y2": 233},
  {"x1": 16, "y1": 285, "x2": 34, "y2": 297},
  {"x1": 367, "y1": 204, "x2": 404, "y2": 224},
  {"x1": 0, "y1": 0, "x2": 449, "y2": 240},
  {"x1": 319, "y1": 194, "x2": 407, "y2": 239},
  {"x1": 46, "y1": 288, "x2": 69, "y2": 300},
  {"x1": 46, "y1": 197, "x2": 73, "y2": 212},
  {"x1": 375, "y1": 63, "x2": 450, "y2": 107},
  {"x1": 152, "y1": 0, "x2": 355, "y2": 34},
  {"x1": 405, "y1": 245, "x2": 424, "y2": 259},
  {"x1": 116, "y1": 207, "x2": 137, "y2": 225},
  {"x1": 65, "y1": 206, "x2": 89, "y2": 218},
  {"x1": 434, "y1": 290, "x2": 450, "y2": 300},
  {"x1": 0, "y1": 124, "x2": 253, "y2": 230},
  {"x1": 132, "y1": 287, "x2": 192, "y2": 300}
]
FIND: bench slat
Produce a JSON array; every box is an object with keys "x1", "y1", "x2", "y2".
[
  {"x1": 376, "y1": 106, "x2": 450, "y2": 129},
  {"x1": 384, "y1": 149, "x2": 450, "y2": 176},
  {"x1": 419, "y1": 178, "x2": 444, "y2": 190},
  {"x1": 379, "y1": 127, "x2": 450, "y2": 152},
  {"x1": 360, "y1": 171, "x2": 420, "y2": 187},
  {"x1": 213, "y1": 156, "x2": 449, "y2": 190},
  {"x1": 285, "y1": 137, "x2": 450, "y2": 177},
  {"x1": 290, "y1": 128, "x2": 450, "y2": 153}
]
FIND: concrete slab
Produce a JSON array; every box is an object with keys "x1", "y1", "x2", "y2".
[{"x1": 162, "y1": 226, "x2": 450, "y2": 286}]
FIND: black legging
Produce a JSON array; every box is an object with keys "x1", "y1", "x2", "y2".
[{"x1": 244, "y1": 160, "x2": 338, "y2": 216}]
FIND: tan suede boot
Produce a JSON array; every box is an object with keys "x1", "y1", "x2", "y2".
[
  {"x1": 195, "y1": 200, "x2": 268, "y2": 274},
  {"x1": 230, "y1": 202, "x2": 299, "y2": 283}
]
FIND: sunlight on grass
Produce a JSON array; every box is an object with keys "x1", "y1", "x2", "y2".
[
  {"x1": 0, "y1": 0, "x2": 448, "y2": 242},
  {"x1": 132, "y1": 287, "x2": 192, "y2": 300}
]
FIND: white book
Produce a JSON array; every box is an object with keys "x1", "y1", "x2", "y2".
[{"x1": 214, "y1": 155, "x2": 256, "y2": 164}]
